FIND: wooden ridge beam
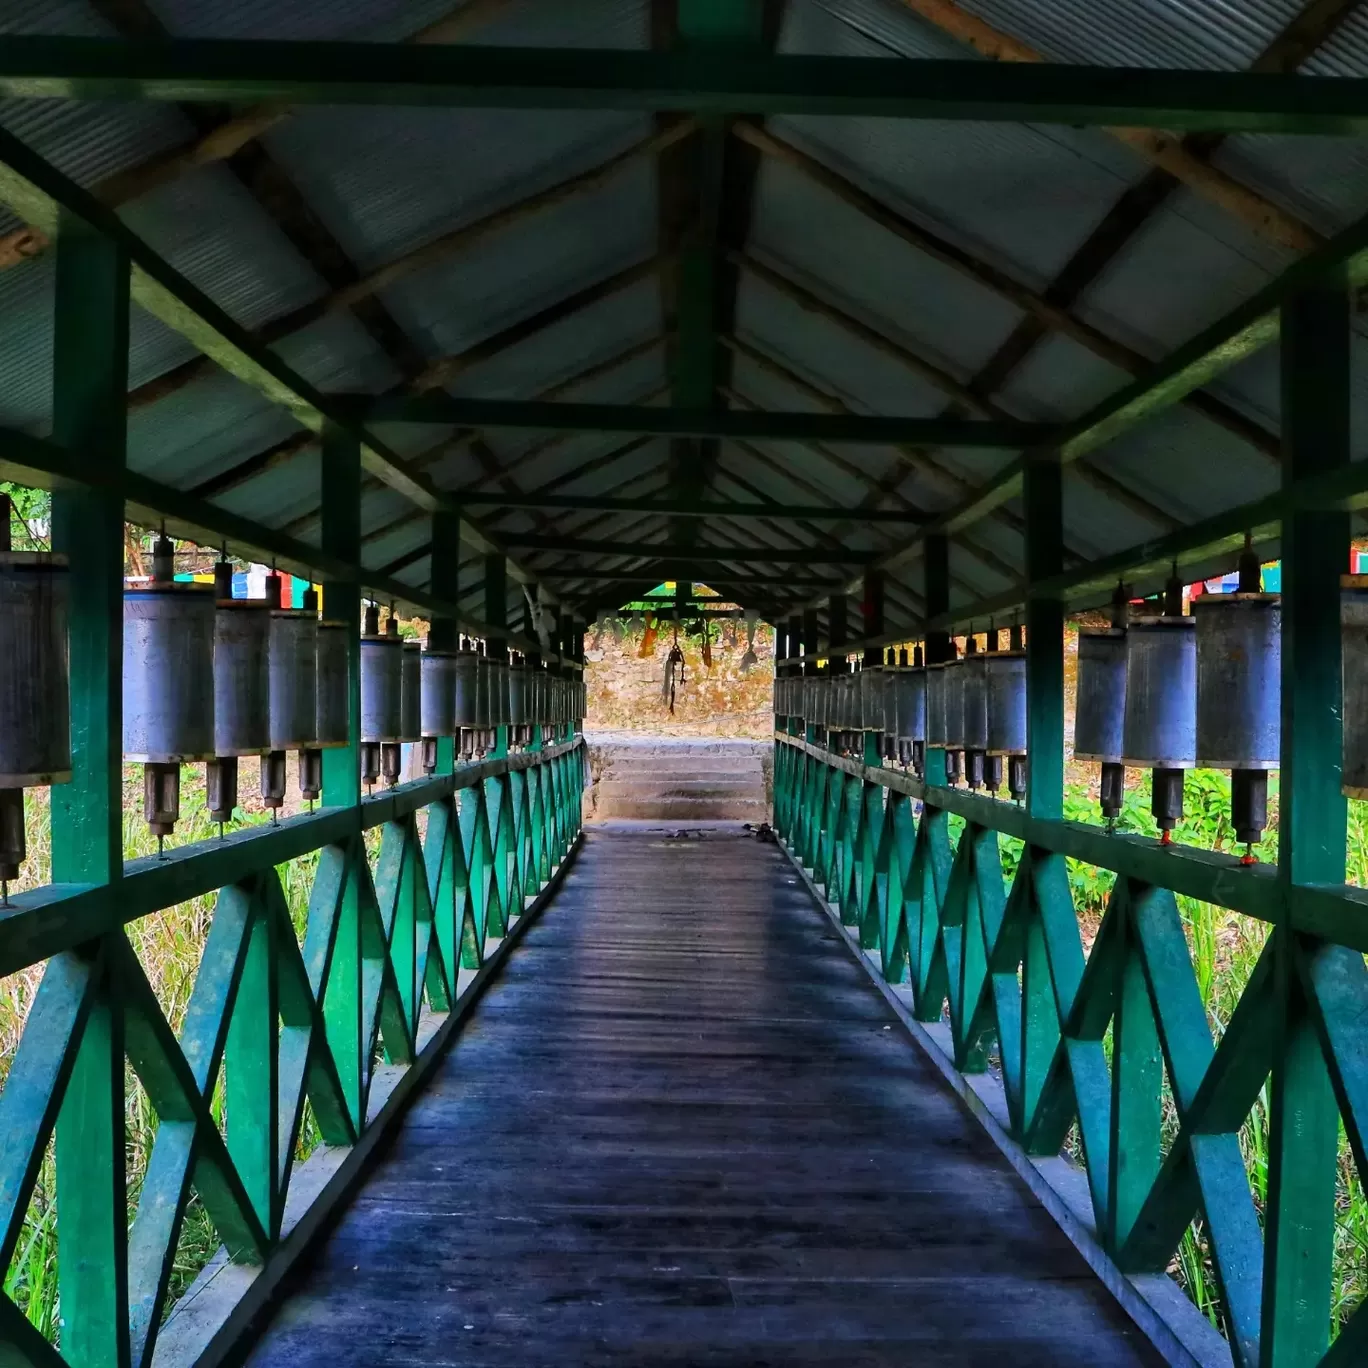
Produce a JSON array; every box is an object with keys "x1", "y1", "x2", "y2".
[
  {"x1": 454, "y1": 490, "x2": 929, "y2": 520},
  {"x1": 5, "y1": 40, "x2": 1368, "y2": 133},
  {"x1": 351, "y1": 395, "x2": 1050, "y2": 446},
  {"x1": 504, "y1": 533, "x2": 875, "y2": 563}
]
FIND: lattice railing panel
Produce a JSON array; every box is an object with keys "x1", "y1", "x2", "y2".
[
  {"x1": 774, "y1": 736, "x2": 1368, "y2": 1368},
  {"x1": 0, "y1": 742, "x2": 584, "y2": 1367}
]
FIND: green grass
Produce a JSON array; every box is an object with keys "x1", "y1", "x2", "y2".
[{"x1": 0, "y1": 765, "x2": 321, "y2": 1345}]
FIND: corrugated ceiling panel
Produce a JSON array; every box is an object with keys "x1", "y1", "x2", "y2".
[
  {"x1": 1085, "y1": 408, "x2": 1280, "y2": 528},
  {"x1": 734, "y1": 274, "x2": 946, "y2": 417},
  {"x1": 1073, "y1": 187, "x2": 1292, "y2": 357},
  {"x1": 150, "y1": 0, "x2": 647, "y2": 45},
  {"x1": 768, "y1": 111, "x2": 1144, "y2": 291},
  {"x1": 128, "y1": 372, "x2": 302, "y2": 489},
  {"x1": 119, "y1": 164, "x2": 325, "y2": 331},
  {"x1": 1, "y1": 1, "x2": 111, "y2": 36},
  {"x1": 382, "y1": 164, "x2": 656, "y2": 366},
  {"x1": 1213, "y1": 134, "x2": 1368, "y2": 237},
  {"x1": 993, "y1": 332, "x2": 1133, "y2": 422},
  {"x1": 264, "y1": 107, "x2": 648, "y2": 274},
  {"x1": 1299, "y1": 5, "x2": 1368, "y2": 76},
  {"x1": 747, "y1": 155, "x2": 1024, "y2": 378},
  {"x1": 271, "y1": 311, "x2": 400, "y2": 395},
  {"x1": 867, "y1": 0, "x2": 1307, "y2": 69},
  {"x1": 443, "y1": 265, "x2": 663, "y2": 400},
  {"x1": 216, "y1": 447, "x2": 323, "y2": 530},
  {"x1": 0, "y1": 254, "x2": 53, "y2": 430}
]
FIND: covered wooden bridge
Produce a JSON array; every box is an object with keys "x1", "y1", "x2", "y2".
[{"x1": 0, "y1": 2, "x2": 1365, "y2": 1366}]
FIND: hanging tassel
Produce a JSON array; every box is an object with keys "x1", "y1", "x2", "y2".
[
  {"x1": 739, "y1": 610, "x2": 759, "y2": 674},
  {"x1": 638, "y1": 612, "x2": 659, "y2": 658},
  {"x1": 663, "y1": 631, "x2": 686, "y2": 714}
]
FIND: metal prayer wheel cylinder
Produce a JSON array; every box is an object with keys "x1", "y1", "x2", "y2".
[
  {"x1": 124, "y1": 582, "x2": 216, "y2": 837},
  {"x1": 1123, "y1": 615, "x2": 1196, "y2": 834},
  {"x1": 860, "y1": 666, "x2": 886, "y2": 736},
  {"x1": 1075, "y1": 627, "x2": 1128, "y2": 822},
  {"x1": 453, "y1": 648, "x2": 478, "y2": 729},
  {"x1": 472, "y1": 653, "x2": 491, "y2": 731},
  {"x1": 490, "y1": 657, "x2": 509, "y2": 730},
  {"x1": 1343, "y1": 577, "x2": 1368, "y2": 798},
  {"x1": 124, "y1": 585, "x2": 213, "y2": 830},
  {"x1": 1075, "y1": 631, "x2": 1127, "y2": 765},
  {"x1": 268, "y1": 610, "x2": 318, "y2": 752},
  {"x1": 421, "y1": 647, "x2": 458, "y2": 738},
  {"x1": 985, "y1": 651, "x2": 1027, "y2": 757},
  {"x1": 1194, "y1": 595, "x2": 1280, "y2": 770},
  {"x1": 400, "y1": 641, "x2": 421, "y2": 744},
  {"x1": 925, "y1": 664, "x2": 948, "y2": 749},
  {"x1": 213, "y1": 604, "x2": 269, "y2": 766},
  {"x1": 881, "y1": 659, "x2": 902, "y2": 739},
  {"x1": 962, "y1": 655, "x2": 988, "y2": 751},
  {"x1": 942, "y1": 659, "x2": 966, "y2": 753},
  {"x1": 1123, "y1": 618, "x2": 1197, "y2": 768},
  {"x1": 209, "y1": 597, "x2": 270, "y2": 824},
  {"x1": 124, "y1": 584, "x2": 217, "y2": 764},
  {"x1": 508, "y1": 660, "x2": 527, "y2": 736},
  {"x1": 315, "y1": 621, "x2": 350, "y2": 749},
  {"x1": 0, "y1": 550, "x2": 71, "y2": 884},
  {"x1": 1195, "y1": 592, "x2": 1280, "y2": 847},
  {"x1": 360, "y1": 633, "x2": 403, "y2": 743},
  {"x1": 0, "y1": 552, "x2": 71, "y2": 788}
]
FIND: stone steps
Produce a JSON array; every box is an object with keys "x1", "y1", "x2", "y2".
[{"x1": 584, "y1": 733, "x2": 771, "y2": 823}]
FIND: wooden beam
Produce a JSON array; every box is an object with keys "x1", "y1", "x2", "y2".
[
  {"x1": 505, "y1": 534, "x2": 875, "y2": 563},
  {"x1": 352, "y1": 395, "x2": 1051, "y2": 446},
  {"x1": 5, "y1": 40, "x2": 1368, "y2": 134},
  {"x1": 455, "y1": 490, "x2": 929, "y2": 520}
]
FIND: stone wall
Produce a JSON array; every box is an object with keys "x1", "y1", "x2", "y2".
[{"x1": 585, "y1": 620, "x2": 775, "y2": 738}]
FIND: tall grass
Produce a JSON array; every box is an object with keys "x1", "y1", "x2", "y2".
[{"x1": 0, "y1": 766, "x2": 321, "y2": 1344}]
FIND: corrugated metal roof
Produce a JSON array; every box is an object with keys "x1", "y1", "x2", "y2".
[{"x1": 0, "y1": 0, "x2": 1365, "y2": 624}]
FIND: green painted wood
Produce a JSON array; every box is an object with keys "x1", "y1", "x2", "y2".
[
  {"x1": 321, "y1": 424, "x2": 362, "y2": 811},
  {"x1": 225, "y1": 900, "x2": 280, "y2": 1234},
  {"x1": 1262, "y1": 276, "x2": 1351, "y2": 1368},
  {"x1": 55, "y1": 969, "x2": 129, "y2": 1368},
  {"x1": 49, "y1": 218, "x2": 126, "y2": 887},
  {"x1": 7, "y1": 39, "x2": 1368, "y2": 132}
]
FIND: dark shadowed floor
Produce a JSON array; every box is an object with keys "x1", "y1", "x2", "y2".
[{"x1": 246, "y1": 826, "x2": 1163, "y2": 1367}]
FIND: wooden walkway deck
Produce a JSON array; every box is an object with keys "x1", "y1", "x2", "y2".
[{"x1": 246, "y1": 827, "x2": 1164, "y2": 1367}]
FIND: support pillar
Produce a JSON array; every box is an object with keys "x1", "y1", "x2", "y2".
[
  {"x1": 320, "y1": 424, "x2": 362, "y2": 810},
  {"x1": 923, "y1": 537, "x2": 950, "y2": 786},
  {"x1": 50, "y1": 216, "x2": 132, "y2": 1368},
  {"x1": 1023, "y1": 455, "x2": 1064, "y2": 821},
  {"x1": 1262, "y1": 274, "x2": 1349, "y2": 1368},
  {"x1": 429, "y1": 509, "x2": 461, "y2": 773}
]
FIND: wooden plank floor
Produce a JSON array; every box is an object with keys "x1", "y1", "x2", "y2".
[{"x1": 247, "y1": 827, "x2": 1165, "y2": 1367}]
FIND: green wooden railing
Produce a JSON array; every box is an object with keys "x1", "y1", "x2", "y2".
[
  {"x1": 772, "y1": 729, "x2": 1367, "y2": 1368},
  {"x1": 0, "y1": 738, "x2": 584, "y2": 1368}
]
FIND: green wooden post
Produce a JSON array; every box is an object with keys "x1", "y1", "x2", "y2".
[
  {"x1": 484, "y1": 553, "x2": 507, "y2": 759},
  {"x1": 1262, "y1": 275, "x2": 1349, "y2": 1367},
  {"x1": 923, "y1": 537, "x2": 950, "y2": 788},
  {"x1": 320, "y1": 424, "x2": 361, "y2": 811},
  {"x1": 429, "y1": 510, "x2": 461, "y2": 775},
  {"x1": 1023, "y1": 453, "x2": 1064, "y2": 822},
  {"x1": 49, "y1": 216, "x2": 132, "y2": 1368},
  {"x1": 318, "y1": 423, "x2": 363, "y2": 1127}
]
